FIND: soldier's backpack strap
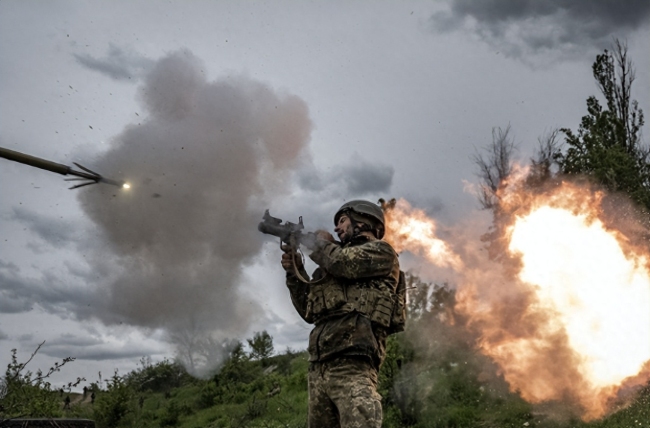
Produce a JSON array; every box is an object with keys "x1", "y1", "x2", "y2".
[{"x1": 285, "y1": 237, "x2": 327, "y2": 285}]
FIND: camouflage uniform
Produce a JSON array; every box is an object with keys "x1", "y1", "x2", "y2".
[{"x1": 286, "y1": 234, "x2": 400, "y2": 428}]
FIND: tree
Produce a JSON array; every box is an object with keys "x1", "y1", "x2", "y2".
[
  {"x1": 529, "y1": 129, "x2": 561, "y2": 183},
  {"x1": 247, "y1": 331, "x2": 274, "y2": 363},
  {"x1": 404, "y1": 272, "x2": 432, "y2": 321},
  {"x1": 556, "y1": 39, "x2": 649, "y2": 210},
  {"x1": 472, "y1": 125, "x2": 517, "y2": 210},
  {"x1": 227, "y1": 339, "x2": 249, "y2": 364}
]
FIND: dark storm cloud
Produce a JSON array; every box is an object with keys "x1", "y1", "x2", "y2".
[
  {"x1": 17, "y1": 333, "x2": 34, "y2": 342},
  {"x1": 74, "y1": 45, "x2": 154, "y2": 81},
  {"x1": 342, "y1": 162, "x2": 394, "y2": 195},
  {"x1": 52, "y1": 333, "x2": 103, "y2": 347},
  {"x1": 431, "y1": 0, "x2": 650, "y2": 58},
  {"x1": 0, "y1": 261, "x2": 34, "y2": 313},
  {"x1": 0, "y1": 296, "x2": 32, "y2": 314},
  {"x1": 298, "y1": 156, "x2": 394, "y2": 196},
  {"x1": 0, "y1": 257, "x2": 104, "y2": 318},
  {"x1": 11, "y1": 207, "x2": 77, "y2": 248},
  {"x1": 73, "y1": 49, "x2": 312, "y2": 373},
  {"x1": 42, "y1": 338, "x2": 161, "y2": 361}
]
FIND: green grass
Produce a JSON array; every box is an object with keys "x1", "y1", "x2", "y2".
[{"x1": 6, "y1": 346, "x2": 649, "y2": 428}]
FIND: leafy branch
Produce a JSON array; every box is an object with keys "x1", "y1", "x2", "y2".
[{"x1": 0, "y1": 341, "x2": 85, "y2": 425}]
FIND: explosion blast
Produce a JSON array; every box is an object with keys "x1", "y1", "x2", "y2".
[{"x1": 384, "y1": 180, "x2": 650, "y2": 420}]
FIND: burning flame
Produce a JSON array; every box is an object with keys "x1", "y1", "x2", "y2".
[
  {"x1": 385, "y1": 181, "x2": 650, "y2": 420},
  {"x1": 509, "y1": 206, "x2": 650, "y2": 390},
  {"x1": 383, "y1": 199, "x2": 462, "y2": 270}
]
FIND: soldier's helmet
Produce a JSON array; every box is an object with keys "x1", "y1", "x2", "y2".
[{"x1": 334, "y1": 200, "x2": 385, "y2": 239}]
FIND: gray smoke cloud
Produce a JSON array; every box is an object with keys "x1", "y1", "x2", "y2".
[
  {"x1": 75, "y1": 49, "x2": 312, "y2": 374},
  {"x1": 431, "y1": 0, "x2": 650, "y2": 59},
  {"x1": 75, "y1": 45, "x2": 154, "y2": 81}
]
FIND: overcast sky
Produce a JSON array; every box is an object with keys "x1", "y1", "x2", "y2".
[{"x1": 1, "y1": 0, "x2": 649, "y2": 387}]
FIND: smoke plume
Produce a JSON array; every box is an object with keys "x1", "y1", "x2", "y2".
[
  {"x1": 74, "y1": 44, "x2": 155, "y2": 81},
  {"x1": 77, "y1": 50, "x2": 312, "y2": 374}
]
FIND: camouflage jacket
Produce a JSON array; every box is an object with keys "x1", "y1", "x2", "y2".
[{"x1": 286, "y1": 234, "x2": 400, "y2": 369}]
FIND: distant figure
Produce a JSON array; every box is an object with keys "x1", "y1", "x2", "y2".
[
  {"x1": 91, "y1": 391, "x2": 96, "y2": 404},
  {"x1": 83, "y1": 386, "x2": 88, "y2": 398},
  {"x1": 63, "y1": 395, "x2": 71, "y2": 410},
  {"x1": 138, "y1": 395, "x2": 145, "y2": 409},
  {"x1": 59, "y1": 388, "x2": 64, "y2": 397}
]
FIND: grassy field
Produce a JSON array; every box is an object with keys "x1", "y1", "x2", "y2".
[
  {"x1": 3, "y1": 302, "x2": 648, "y2": 428},
  {"x1": 40, "y1": 346, "x2": 648, "y2": 428}
]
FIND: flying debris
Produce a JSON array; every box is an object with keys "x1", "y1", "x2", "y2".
[{"x1": 0, "y1": 146, "x2": 129, "y2": 190}]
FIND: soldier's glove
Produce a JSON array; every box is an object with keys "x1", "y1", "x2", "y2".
[
  {"x1": 315, "y1": 230, "x2": 336, "y2": 243},
  {"x1": 281, "y1": 244, "x2": 303, "y2": 272}
]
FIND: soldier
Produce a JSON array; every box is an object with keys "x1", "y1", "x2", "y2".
[{"x1": 281, "y1": 200, "x2": 402, "y2": 428}]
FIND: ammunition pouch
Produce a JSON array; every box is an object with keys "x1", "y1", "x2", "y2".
[
  {"x1": 387, "y1": 271, "x2": 407, "y2": 334},
  {"x1": 306, "y1": 279, "x2": 396, "y2": 329},
  {"x1": 305, "y1": 281, "x2": 346, "y2": 321}
]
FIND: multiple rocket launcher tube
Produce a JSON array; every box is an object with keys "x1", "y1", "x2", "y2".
[{"x1": 0, "y1": 146, "x2": 128, "y2": 190}]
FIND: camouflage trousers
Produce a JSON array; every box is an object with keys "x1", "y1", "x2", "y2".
[{"x1": 308, "y1": 357, "x2": 382, "y2": 428}]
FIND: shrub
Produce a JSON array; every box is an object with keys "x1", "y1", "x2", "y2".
[
  {"x1": 93, "y1": 370, "x2": 134, "y2": 428},
  {"x1": 0, "y1": 343, "x2": 83, "y2": 422}
]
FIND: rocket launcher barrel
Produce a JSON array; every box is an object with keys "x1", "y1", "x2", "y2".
[
  {"x1": 0, "y1": 146, "x2": 127, "y2": 189},
  {"x1": 257, "y1": 209, "x2": 318, "y2": 250},
  {"x1": 258, "y1": 210, "x2": 305, "y2": 244},
  {"x1": 0, "y1": 147, "x2": 71, "y2": 175}
]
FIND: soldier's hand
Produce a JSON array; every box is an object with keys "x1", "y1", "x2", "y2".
[
  {"x1": 281, "y1": 244, "x2": 303, "y2": 272},
  {"x1": 314, "y1": 229, "x2": 336, "y2": 243}
]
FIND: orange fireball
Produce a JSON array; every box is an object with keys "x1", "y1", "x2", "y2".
[{"x1": 384, "y1": 179, "x2": 650, "y2": 420}]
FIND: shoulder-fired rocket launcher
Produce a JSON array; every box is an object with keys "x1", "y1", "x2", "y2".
[
  {"x1": 257, "y1": 210, "x2": 326, "y2": 284},
  {"x1": 0, "y1": 146, "x2": 129, "y2": 190},
  {"x1": 257, "y1": 209, "x2": 320, "y2": 250}
]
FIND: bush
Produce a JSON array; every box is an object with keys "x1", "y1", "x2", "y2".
[
  {"x1": 0, "y1": 343, "x2": 83, "y2": 422},
  {"x1": 197, "y1": 382, "x2": 219, "y2": 409},
  {"x1": 159, "y1": 401, "x2": 184, "y2": 427},
  {"x1": 93, "y1": 370, "x2": 134, "y2": 428},
  {"x1": 126, "y1": 357, "x2": 191, "y2": 393}
]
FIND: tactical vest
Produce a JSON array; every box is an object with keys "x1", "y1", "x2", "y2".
[{"x1": 305, "y1": 270, "x2": 407, "y2": 334}]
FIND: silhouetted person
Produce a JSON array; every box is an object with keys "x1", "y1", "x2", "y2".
[{"x1": 63, "y1": 395, "x2": 71, "y2": 410}]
